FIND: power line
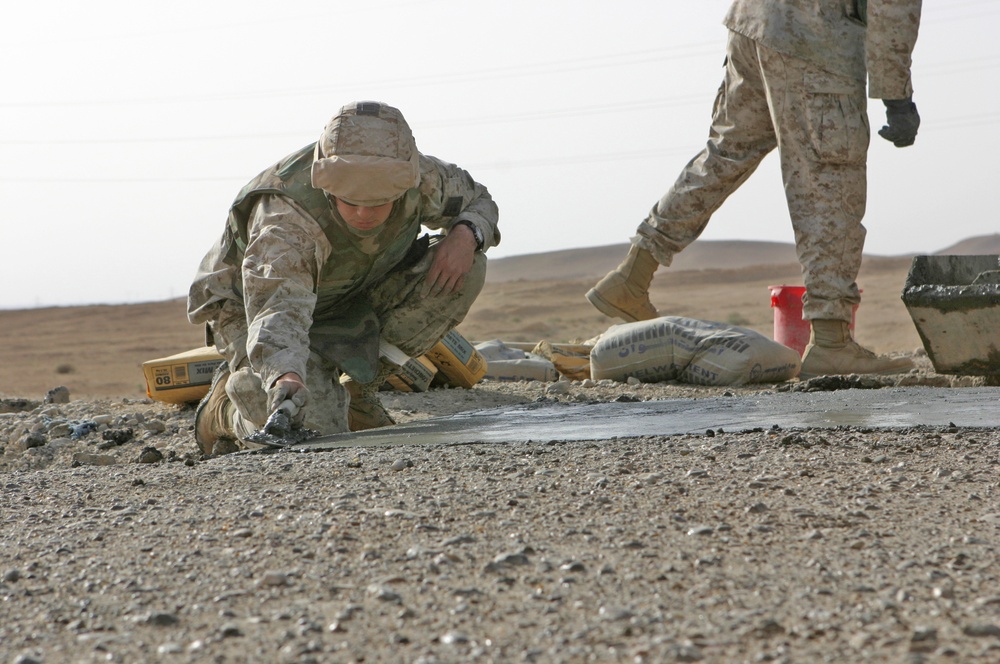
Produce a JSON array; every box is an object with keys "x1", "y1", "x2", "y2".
[
  {"x1": 1, "y1": 99, "x2": 997, "y2": 150},
  {"x1": 0, "y1": 95, "x2": 709, "y2": 145},
  {"x1": 3, "y1": 107, "x2": 997, "y2": 184},
  {"x1": 0, "y1": 42, "x2": 721, "y2": 109}
]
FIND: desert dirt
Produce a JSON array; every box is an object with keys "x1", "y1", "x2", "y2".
[{"x1": 2, "y1": 242, "x2": 1000, "y2": 663}]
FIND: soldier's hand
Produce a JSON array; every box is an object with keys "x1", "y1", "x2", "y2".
[
  {"x1": 268, "y1": 373, "x2": 308, "y2": 425},
  {"x1": 421, "y1": 226, "x2": 476, "y2": 298},
  {"x1": 878, "y1": 98, "x2": 920, "y2": 148}
]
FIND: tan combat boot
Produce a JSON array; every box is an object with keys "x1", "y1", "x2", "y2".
[
  {"x1": 194, "y1": 365, "x2": 239, "y2": 455},
  {"x1": 800, "y1": 319, "x2": 913, "y2": 379},
  {"x1": 586, "y1": 245, "x2": 660, "y2": 322},
  {"x1": 344, "y1": 368, "x2": 396, "y2": 432}
]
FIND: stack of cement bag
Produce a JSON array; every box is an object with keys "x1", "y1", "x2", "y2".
[
  {"x1": 474, "y1": 340, "x2": 561, "y2": 382},
  {"x1": 589, "y1": 316, "x2": 801, "y2": 386}
]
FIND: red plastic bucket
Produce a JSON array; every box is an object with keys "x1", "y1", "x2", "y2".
[{"x1": 768, "y1": 285, "x2": 858, "y2": 356}]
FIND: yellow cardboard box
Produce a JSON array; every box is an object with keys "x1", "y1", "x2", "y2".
[
  {"x1": 426, "y1": 330, "x2": 487, "y2": 388},
  {"x1": 143, "y1": 346, "x2": 225, "y2": 405},
  {"x1": 385, "y1": 354, "x2": 438, "y2": 392}
]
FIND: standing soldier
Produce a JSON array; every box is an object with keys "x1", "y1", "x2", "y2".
[
  {"x1": 587, "y1": 0, "x2": 922, "y2": 378},
  {"x1": 188, "y1": 101, "x2": 499, "y2": 453}
]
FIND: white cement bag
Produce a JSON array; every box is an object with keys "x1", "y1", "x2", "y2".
[
  {"x1": 475, "y1": 340, "x2": 559, "y2": 382},
  {"x1": 590, "y1": 316, "x2": 800, "y2": 386}
]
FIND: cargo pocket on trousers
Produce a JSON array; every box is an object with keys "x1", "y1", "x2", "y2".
[{"x1": 802, "y1": 74, "x2": 869, "y2": 165}]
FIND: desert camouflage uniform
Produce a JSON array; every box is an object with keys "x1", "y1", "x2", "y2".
[
  {"x1": 633, "y1": 0, "x2": 921, "y2": 322},
  {"x1": 188, "y1": 145, "x2": 498, "y2": 439}
]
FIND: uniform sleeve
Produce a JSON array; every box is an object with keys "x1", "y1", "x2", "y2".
[
  {"x1": 188, "y1": 227, "x2": 256, "y2": 366},
  {"x1": 416, "y1": 155, "x2": 500, "y2": 251},
  {"x1": 242, "y1": 195, "x2": 332, "y2": 390},
  {"x1": 866, "y1": 0, "x2": 922, "y2": 100}
]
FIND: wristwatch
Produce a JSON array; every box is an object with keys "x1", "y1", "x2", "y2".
[{"x1": 455, "y1": 220, "x2": 484, "y2": 252}]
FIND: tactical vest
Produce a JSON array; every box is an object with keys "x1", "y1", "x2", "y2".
[
  {"x1": 225, "y1": 142, "x2": 423, "y2": 321},
  {"x1": 224, "y1": 143, "x2": 425, "y2": 382}
]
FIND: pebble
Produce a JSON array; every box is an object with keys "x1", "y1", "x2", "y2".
[
  {"x1": 71, "y1": 453, "x2": 116, "y2": 467},
  {"x1": 45, "y1": 386, "x2": 70, "y2": 404},
  {"x1": 440, "y1": 631, "x2": 470, "y2": 645},
  {"x1": 2, "y1": 371, "x2": 998, "y2": 662},
  {"x1": 390, "y1": 458, "x2": 413, "y2": 471},
  {"x1": 963, "y1": 624, "x2": 1000, "y2": 638},
  {"x1": 367, "y1": 584, "x2": 402, "y2": 603},
  {"x1": 545, "y1": 381, "x2": 571, "y2": 395},
  {"x1": 144, "y1": 612, "x2": 180, "y2": 626},
  {"x1": 261, "y1": 571, "x2": 290, "y2": 587},
  {"x1": 136, "y1": 447, "x2": 164, "y2": 464}
]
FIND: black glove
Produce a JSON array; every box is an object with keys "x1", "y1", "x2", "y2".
[{"x1": 878, "y1": 98, "x2": 920, "y2": 148}]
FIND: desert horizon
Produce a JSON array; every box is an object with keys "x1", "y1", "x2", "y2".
[{"x1": 2, "y1": 235, "x2": 998, "y2": 401}]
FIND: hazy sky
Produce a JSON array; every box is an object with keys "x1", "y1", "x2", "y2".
[{"x1": 2, "y1": 0, "x2": 997, "y2": 309}]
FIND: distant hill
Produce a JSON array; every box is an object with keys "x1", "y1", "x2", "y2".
[
  {"x1": 935, "y1": 234, "x2": 1000, "y2": 256},
  {"x1": 486, "y1": 235, "x2": 1000, "y2": 284},
  {"x1": 11, "y1": 237, "x2": 998, "y2": 398},
  {"x1": 486, "y1": 240, "x2": 800, "y2": 283}
]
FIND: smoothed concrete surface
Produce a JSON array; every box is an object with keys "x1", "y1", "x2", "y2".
[{"x1": 292, "y1": 387, "x2": 1000, "y2": 449}]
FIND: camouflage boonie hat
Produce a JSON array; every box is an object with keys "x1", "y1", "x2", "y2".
[{"x1": 311, "y1": 101, "x2": 420, "y2": 207}]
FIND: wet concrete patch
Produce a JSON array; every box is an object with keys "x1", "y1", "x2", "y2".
[{"x1": 294, "y1": 387, "x2": 1000, "y2": 449}]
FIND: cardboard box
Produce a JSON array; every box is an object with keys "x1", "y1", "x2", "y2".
[
  {"x1": 385, "y1": 354, "x2": 438, "y2": 392},
  {"x1": 426, "y1": 330, "x2": 487, "y2": 388},
  {"x1": 143, "y1": 346, "x2": 225, "y2": 404},
  {"x1": 379, "y1": 340, "x2": 438, "y2": 392}
]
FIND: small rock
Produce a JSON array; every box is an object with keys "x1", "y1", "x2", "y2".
[
  {"x1": 963, "y1": 623, "x2": 1000, "y2": 638},
  {"x1": 261, "y1": 571, "x2": 290, "y2": 587},
  {"x1": 440, "y1": 631, "x2": 470, "y2": 645},
  {"x1": 45, "y1": 386, "x2": 70, "y2": 404},
  {"x1": 598, "y1": 607, "x2": 633, "y2": 622},
  {"x1": 219, "y1": 624, "x2": 244, "y2": 638},
  {"x1": 143, "y1": 420, "x2": 167, "y2": 433},
  {"x1": 13, "y1": 655, "x2": 43, "y2": 664},
  {"x1": 494, "y1": 552, "x2": 530, "y2": 566},
  {"x1": 390, "y1": 458, "x2": 413, "y2": 472},
  {"x1": 136, "y1": 447, "x2": 164, "y2": 464},
  {"x1": 47, "y1": 422, "x2": 73, "y2": 438},
  {"x1": 18, "y1": 433, "x2": 46, "y2": 451},
  {"x1": 909, "y1": 627, "x2": 938, "y2": 653},
  {"x1": 4, "y1": 569, "x2": 22, "y2": 583},
  {"x1": 545, "y1": 381, "x2": 571, "y2": 395},
  {"x1": 367, "y1": 584, "x2": 402, "y2": 603},
  {"x1": 72, "y1": 453, "x2": 116, "y2": 467},
  {"x1": 144, "y1": 612, "x2": 180, "y2": 627}
]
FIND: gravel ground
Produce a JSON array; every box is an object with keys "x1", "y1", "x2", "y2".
[{"x1": 3, "y1": 369, "x2": 1000, "y2": 663}]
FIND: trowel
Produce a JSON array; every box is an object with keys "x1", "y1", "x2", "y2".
[{"x1": 244, "y1": 399, "x2": 317, "y2": 448}]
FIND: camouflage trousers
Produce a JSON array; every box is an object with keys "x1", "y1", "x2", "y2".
[
  {"x1": 634, "y1": 31, "x2": 869, "y2": 322},
  {"x1": 225, "y1": 242, "x2": 487, "y2": 441}
]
